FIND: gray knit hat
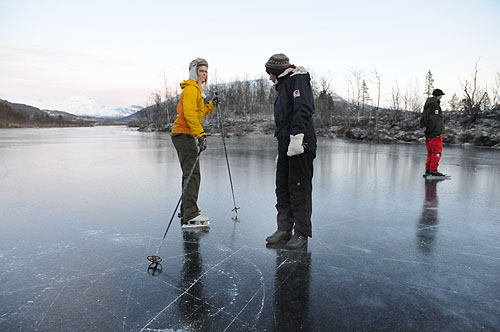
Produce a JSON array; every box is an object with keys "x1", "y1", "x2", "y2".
[{"x1": 265, "y1": 53, "x2": 291, "y2": 75}]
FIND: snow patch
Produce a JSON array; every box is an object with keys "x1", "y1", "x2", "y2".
[
  {"x1": 86, "y1": 230, "x2": 104, "y2": 236},
  {"x1": 111, "y1": 234, "x2": 146, "y2": 245}
]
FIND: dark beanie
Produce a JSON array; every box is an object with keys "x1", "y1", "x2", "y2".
[
  {"x1": 432, "y1": 89, "x2": 445, "y2": 96},
  {"x1": 265, "y1": 53, "x2": 291, "y2": 75}
]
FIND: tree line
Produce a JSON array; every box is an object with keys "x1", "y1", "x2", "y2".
[{"x1": 135, "y1": 62, "x2": 500, "y2": 132}]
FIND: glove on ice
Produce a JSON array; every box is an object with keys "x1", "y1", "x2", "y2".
[{"x1": 287, "y1": 134, "x2": 304, "y2": 156}]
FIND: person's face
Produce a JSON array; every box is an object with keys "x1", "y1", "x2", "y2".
[
  {"x1": 268, "y1": 73, "x2": 277, "y2": 83},
  {"x1": 197, "y1": 65, "x2": 208, "y2": 84},
  {"x1": 437, "y1": 95, "x2": 443, "y2": 100}
]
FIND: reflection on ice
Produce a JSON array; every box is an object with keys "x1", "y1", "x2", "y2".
[
  {"x1": 417, "y1": 179, "x2": 442, "y2": 254},
  {"x1": 0, "y1": 127, "x2": 499, "y2": 331}
]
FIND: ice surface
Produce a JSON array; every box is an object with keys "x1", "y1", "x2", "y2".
[{"x1": 0, "y1": 126, "x2": 499, "y2": 331}]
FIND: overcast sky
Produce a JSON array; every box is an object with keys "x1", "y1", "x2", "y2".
[{"x1": 1, "y1": 0, "x2": 499, "y2": 108}]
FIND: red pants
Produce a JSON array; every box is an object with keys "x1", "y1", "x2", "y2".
[{"x1": 425, "y1": 136, "x2": 443, "y2": 172}]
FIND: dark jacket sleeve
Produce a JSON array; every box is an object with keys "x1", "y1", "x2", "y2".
[
  {"x1": 290, "y1": 74, "x2": 315, "y2": 136},
  {"x1": 423, "y1": 99, "x2": 444, "y2": 138}
]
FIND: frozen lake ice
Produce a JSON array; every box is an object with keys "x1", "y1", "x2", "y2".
[{"x1": 1, "y1": 126, "x2": 499, "y2": 331}]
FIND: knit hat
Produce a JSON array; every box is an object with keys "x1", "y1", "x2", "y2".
[
  {"x1": 265, "y1": 53, "x2": 291, "y2": 75},
  {"x1": 432, "y1": 89, "x2": 445, "y2": 96},
  {"x1": 189, "y1": 58, "x2": 208, "y2": 82}
]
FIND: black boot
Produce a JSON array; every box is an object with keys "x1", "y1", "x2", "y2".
[
  {"x1": 423, "y1": 169, "x2": 431, "y2": 177},
  {"x1": 430, "y1": 171, "x2": 446, "y2": 177},
  {"x1": 286, "y1": 232, "x2": 308, "y2": 249},
  {"x1": 266, "y1": 230, "x2": 292, "y2": 244}
]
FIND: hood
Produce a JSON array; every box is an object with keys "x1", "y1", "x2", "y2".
[
  {"x1": 278, "y1": 65, "x2": 308, "y2": 78},
  {"x1": 189, "y1": 63, "x2": 198, "y2": 82},
  {"x1": 180, "y1": 80, "x2": 200, "y2": 90}
]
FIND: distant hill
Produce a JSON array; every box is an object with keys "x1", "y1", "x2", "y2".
[
  {"x1": 0, "y1": 99, "x2": 127, "y2": 128},
  {"x1": 7, "y1": 96, "x2": 144, "y2": 118}
]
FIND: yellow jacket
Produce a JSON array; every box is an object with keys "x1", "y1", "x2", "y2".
[{"x1": 172, "y1": 80, "x2": 214, "y2": 138}]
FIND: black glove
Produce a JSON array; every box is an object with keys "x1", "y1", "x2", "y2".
[
  {"x1": 198, "y1": 135, "x2": 207, "y2": 152},
  {"x1": 212, "y1": 96, "x2": 219, "y2": 107}
]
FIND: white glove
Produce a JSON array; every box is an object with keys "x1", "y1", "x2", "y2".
[{"x1": 287, "y1": 134, "x2": 304, "y2": 156}]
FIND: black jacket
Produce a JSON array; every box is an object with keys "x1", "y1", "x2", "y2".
[
  {"x1": 420, "y1": 96, "x2": 444, "y2": 138},
  {"x1": 274, "y1": 67, "x2": 317, "y2": 153}
]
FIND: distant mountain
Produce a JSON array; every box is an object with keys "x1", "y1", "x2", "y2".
[
  {"x1": 120, "y1": 96, "x2": 179, "y2": 122},
  {"x1": 10, "y1": 96, "x2": 143, "y2": 118},
  {"x1": 331, "y1": 92, "x2": 345, "y2": 103},
  {"x1": 120, "y1": 103, "x2": 155, "y2": 121},
  {"x1": 0, "y1": 99, "x2": 128, "y2": 127},
  {"x1": 114, "y1": 105, "x2": 143, "y2": 117}
]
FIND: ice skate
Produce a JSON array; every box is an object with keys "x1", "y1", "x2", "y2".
[
  {"x1": 425, "y1": 170, "x2": 450, "y2": 180},
  {"x1": 181, "y1": 215, "x2": 210, "y2": 229}
]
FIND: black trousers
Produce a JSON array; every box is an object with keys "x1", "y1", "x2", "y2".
[{"x1": 275, "y1": 151, "x2": 315, "y2": 237}]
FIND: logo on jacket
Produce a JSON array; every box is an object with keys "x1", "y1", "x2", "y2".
[{"x1": 293, "y1": 89, "x2": 300, "y2": 98}]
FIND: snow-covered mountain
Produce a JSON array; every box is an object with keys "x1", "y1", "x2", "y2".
[
  {"x1": 331, "y1": 92, "x2": 345, "y2": 103},
  {"x1": 114, "y1": 105, "x2": 143, "y2": 116},
  {"x1": 15, "y1": 96, "x2": 143, "y2": 118}
]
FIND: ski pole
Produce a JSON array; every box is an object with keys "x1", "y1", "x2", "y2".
[
  {"x1": 147, "y1": 148, "x2": 202, "y2": 265},
  {"x1": 214, "y1": 92, "x2": 240, "y2": 219}
]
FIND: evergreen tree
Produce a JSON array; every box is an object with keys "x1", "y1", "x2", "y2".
[
  {"x1": 448, "y1": 93, "x2": 460, "y2": 111},
  {"x1": 361, "y1": 79, "x2": 370, "y2": 112},
  {"x1": 424, "y1": 69, "x2": 434, "y2": 97}
]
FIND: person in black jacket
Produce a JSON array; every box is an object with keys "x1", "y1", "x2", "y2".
[
  {"x1": 264, "y1": 53, "x2": 317, "y2": 249},
  {"x1": 421, "y1": 89, "x2": 446, "y2": 177}
]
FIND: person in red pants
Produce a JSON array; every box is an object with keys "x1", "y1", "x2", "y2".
[{"x1": 420, "y1": 89, "x2": 446, "y2": 177}]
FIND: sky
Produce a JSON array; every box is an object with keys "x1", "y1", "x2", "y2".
[{"x1": 1, "y1": 0, "x2": 499, "y2": 109}]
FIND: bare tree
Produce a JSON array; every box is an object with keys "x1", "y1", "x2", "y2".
[
  {"x1": 403, "y1": 92, "x2": 410, "y2": 113},
  {"x1": 314, "y1": 74, "x2": 336, "y2": 127},
  {"x1": 370, "y1": 70, "x2": 382, "y2": 128},
  {"x1": 405, "y1": 79, "x2": 423, "y2": 113},
  {"x1": 348, "y1": 69, "x2": 364, "y2": 122},
  {"x1": 391, "y1": 81, "x2": 401, "y2": 123},
  {"x1": 491, "y1": 71, "x2": 500, "y2": 107},
  {"x1": 152, "y1": 91, "x2": 166, "y2": 129},
  {"x1": 162, "y1": 72, "x2": 177, "y2": 123},
  {"x1": 462, "y1": 59, "x2": 489, "y2": 120}
]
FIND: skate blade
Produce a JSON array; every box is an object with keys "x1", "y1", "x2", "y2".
[
  {"x1": 425, "y1": 175, "x2": 451, "y2": 180},
  {"x1": 182, "y1": 220, "x2": 210, "y2": 229}
]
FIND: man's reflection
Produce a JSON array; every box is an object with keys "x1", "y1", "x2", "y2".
[
  {"x1": 417, "y1": 180, "x2": 443, "y2": 254},
  {"x1": 272, "y1": 248, "x2": 312, "y2": 332},
  {"x1": 178, "y1": 230, "x2": 211, "y2": 331}
]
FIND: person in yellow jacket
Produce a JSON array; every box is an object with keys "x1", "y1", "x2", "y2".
[{"x1": 171, "y1": 58, "x2": 218, "y2": 226}]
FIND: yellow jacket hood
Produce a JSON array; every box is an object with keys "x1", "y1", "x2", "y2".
[{"x1": 180, "y1": 80, "x2": 200, "y2": 91}]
